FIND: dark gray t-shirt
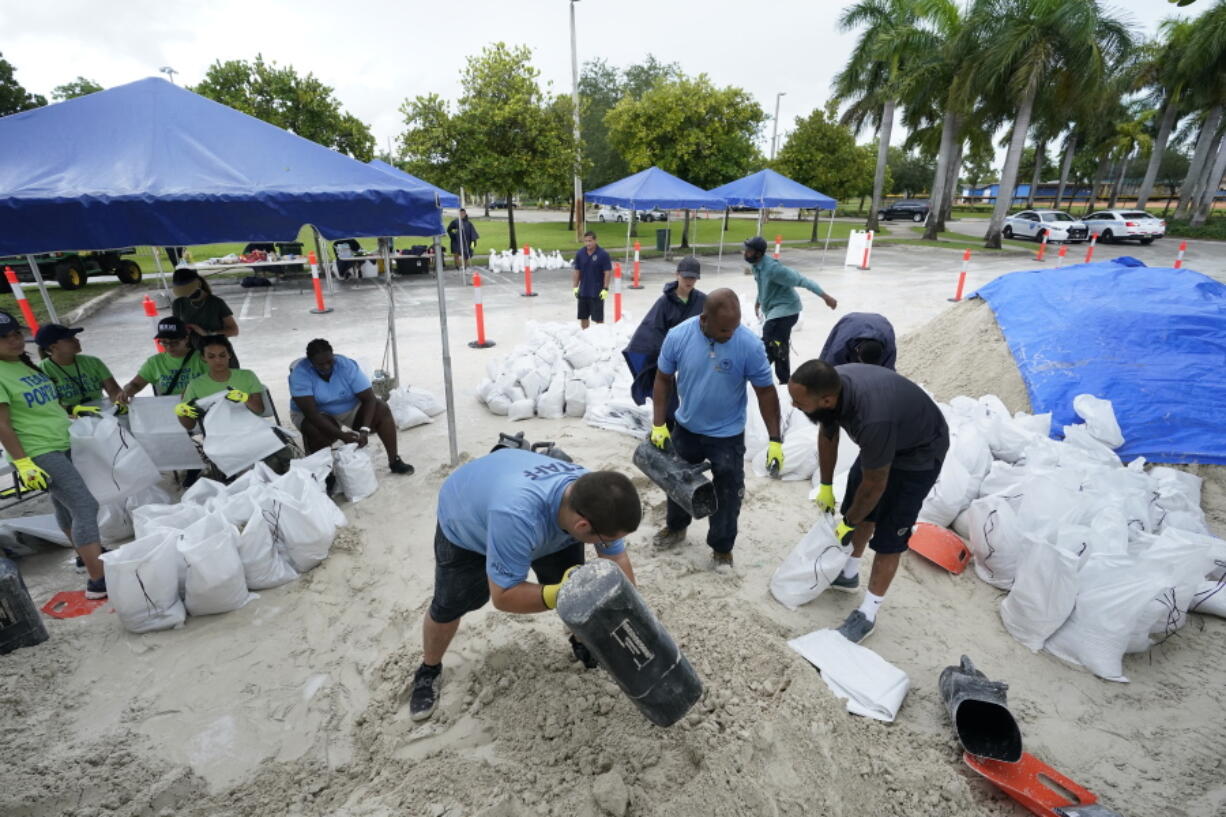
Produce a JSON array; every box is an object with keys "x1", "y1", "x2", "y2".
[{"x1": 821, "y1": 363, "x2": 949, "y2": 471}]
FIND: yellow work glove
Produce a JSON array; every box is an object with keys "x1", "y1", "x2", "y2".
[
  {"x1": 815, "y1": 483, "x2": 837, "y2": 514},
  {"x1": 835, "y1": 520, "x2": 855, "y2": 547},
  {"x1": 70, "y1": 405, "x2": 101, "y2": 418},
  {"x1": 650, "y1": 424, "x2": 671, "y2": 450},
  {"x1": 112, "y1": 402, "x2": 129, "y2": 416},
  {"x1": 572, "y1": 286, "x2": 580, "y2": 297},
  {"x1": 541, "y1": 565, "x2": 581, "y2": 610},
  {"x1": 13, "y1": 457, "x2": 50, "y2": 491},
  {"x1": 225, "y1": 388, "x2": 249, "y2": 404},
  {"x1": 599, "y1": 288, "x2": 609, "y2": 301},
  {"x1": 174, "y1": 401, "x2": 199, "y2": 419},
  {"x1": 765, "y1": 440, "x2": 784, "y2": 475}
]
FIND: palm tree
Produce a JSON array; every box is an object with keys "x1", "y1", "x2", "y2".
[
  {"x1": 973, "y1": 0, "x2": 1133, "y2": 249},
  {"x1": 1177, "y1": 0, "x2": 1226, "y2": 223},
  {"x1": 1135, "y1": 19, "x2": 1195, "y2": 209},
  {"x1": 833, "y1": 0, "x2": 934, "y2": 232},
  {"x1": 1106, "y1": 106, "x2": 1154, "y2": 209}
]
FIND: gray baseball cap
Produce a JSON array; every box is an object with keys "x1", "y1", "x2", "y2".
[{"x1": 676, "y1": 256, "x2": 701, "y2": 278}]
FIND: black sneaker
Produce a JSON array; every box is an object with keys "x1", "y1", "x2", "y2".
[
  {"x1": 85, "y1": 576, "x2": 108, "y2": 600},
  {"x1": 75, "y1": 555, "x2": 86, "y2": 574},
  {"x1": 837, "y1": 609, "x2": 876, "y2": 644},
  {"x1": 325, "y1": 473, "x2": 338, "y2": 497},
  {"x1": 409, "y1": 663, "x2": 442, "y2": 722},
  {"x1": 830, "y1": 572, "x2": 860, "y2": 592},
  {"x1": 389, "y1": 456, "x2": 415, "y2": 476}
]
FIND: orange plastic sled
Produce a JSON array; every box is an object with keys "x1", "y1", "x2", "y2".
[
  {"x1": 909, "y1": 522, "x2": 971, "y2": 574},
  {"x1": 41, "y1": 590, "x2": 108, "y2": 620},
  {"x1": 964, "y1": 751, "x2": 1119, "y2": 817}
]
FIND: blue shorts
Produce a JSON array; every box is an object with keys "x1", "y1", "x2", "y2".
[{"x1": 841, "y1": 457, "x2": 942, "y2": 554}]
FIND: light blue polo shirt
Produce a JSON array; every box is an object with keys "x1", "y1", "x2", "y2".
[
  {"x1": 288, "y1": 355, "x2": 371, "y2": 415},
  {"x1": 658, "y1": 316, "x2": 774, "y2": 438},
  {"x1": 437, "y1": 449, "x2": 626, "y2": 589}
]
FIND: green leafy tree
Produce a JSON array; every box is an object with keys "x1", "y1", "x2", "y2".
[
  {"x1": 0, "y1": 53, "x2": 46, "y2": 116},
  {"x1": 578, "y1": 58, "x2": 629, "y2": 189},
  {"x1": 621, "y1": 55, "x2": 682, "y2": 98},
  {"x1": 193, "y1": 55, "x2": 375, "y2": 160},
  {"x1": 961, "y1": 143, "x2": 997, "y2": 188},
  {"x1": 397, "y1": 92, "x2": 460, "y2": 194},
  {"x1": 51, "y1": 76, "x2": 102, "y2": 101},
  {"x1": 886, "y1": 147, "x2": 933, "y2": 197}
]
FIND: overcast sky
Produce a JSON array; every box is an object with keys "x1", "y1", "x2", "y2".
[{"x1": 1, "y1": 0, "x2": 1190, "y2": 158}]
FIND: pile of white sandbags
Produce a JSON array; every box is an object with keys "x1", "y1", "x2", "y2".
[
  {"x1": 487, "y1": 248, "x2": 569, "y2": 274},
  {"x1": 474, "y1": 321, "x2": 651, "y2": 437},
  {"x1": 919, "y1": 393, "x2": 1226, "y2": 682},
  {"x1": 388, "y1": 385, "x2": 446, "y2": 430},
  {"x1": 744, "y1": 384, "x2": 819, "y2": 482},
  {"x1": 100, "y1": 450, "x2": 346, "y2": 634}
]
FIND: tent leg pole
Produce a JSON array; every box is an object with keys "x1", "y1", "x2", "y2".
[
  {"x1": 150, "y1": 247, "x2": 172, "y2": 307},
  {"x1": 820, "y1": 208, "x2": 835, "y2": 270},
  {"x1": 382, "y1": 239, "x2": 400, "y2": 387},
  {"x1": 625, "y1": 217, "x2": 631, "y2": 267},
  {"x1": 433, "y1": 234, "x2": 459, "y2": 466},
  {"x1": 24, "y1": 254, "x2": 59, "y2": 324},
  {"x1": 717, "y1": 231, "x2": 724, "y2": 274}
]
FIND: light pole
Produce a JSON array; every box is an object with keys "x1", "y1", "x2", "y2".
[
  {"x1": 159, "y1": 66, "x2": 178, "y2": 85},
  {"x1": 570, "y1": 0, "x2": 584, "y2": 238},
  {"x1": 770, "y1": 91, "x2": 786, "y2": 160}
]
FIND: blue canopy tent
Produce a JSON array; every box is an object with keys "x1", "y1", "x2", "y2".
[
  {"x1": 587, "y1": 167, "x2": 728, "y2": 269},
  {"x1": 368, "y1": 159, "x2": 461, "y2": 209},
  {"x1": 0, "y1": 78, "x2": 460, "y2": 462},
  {"x1": 708, "y1": 169, "x2": 840, "y2": 267}
]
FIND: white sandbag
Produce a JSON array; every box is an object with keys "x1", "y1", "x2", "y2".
[
  {"x1": 259, "y1": 490, "x2": 339, "y2": 572},
  {"x1": 68, "y1": 415, "x2": 159, "y2": 505},
  {"x1": 289, "y1": 447, "x2": 333, "y2": 484},
  {"x1": 950, "y1": 422, "x2": 992, "y2": 484},
  {"x1": 563, "y1": 340, "x2": 598, "y2": 370},
  {"x1": 508, "y1": 398, "x2": 536, "y2": 421},
  {"x1": 404, "y1": 385, "x2": 446, "y2": 417},
  {"x1": 96, "y1": 501, "x2": 134, "y2": 546},
  {"x1": 564, "y1": 379, "x2": 586, "y2": 418},
  {"x1": 129, "y1": 395, "x2": 205, "y2": 470},
  {"x1": 1044, "y1": 555, "x2": 1166, "y2": 682},
  {"x1": 519, "y1": 370, "x2": 546, "y2": 402},
  {"x1": 584, "y1": 398, "x2": 652, "y2": 438},
  {"x1": 1190, "y1": 580, "x2": 1226, "y2": 618},
  {"x1": 1150, "y1": 466, "x2": 1202, "y2": 508},
  {"x1": 333, "y1": 443, "x2": 378, "y2": 502},
  {"x1": 208, "y1": 483, "x2": 269, "y2": 527},
  {"x1": 1073, "y1": 394, "x2": 1124, "y2": 449},
  {"x1": 201, "y1": 397, "x2": 286, "y2": 477},
  {"x1": 951, "y1": 507, "x2": 971, "y2": 540},
  {"x1": 537, "y1": 374, "x2": 566, "y2": 419},
  {"x1": 977, "y1": 460, "x2": 1028, "y2": 500},
  {"x1": 178, "y1": 514, "x2": 254, "y2": 616},
  {"x1": 1000, "y1": 541, "x2": 1079, "y2": 651},
  {"x1": 388, "y1": 388, "x2": 432, "y2": 429},
  {"x1": 918, "y1": 456, "x2": 972, "y2": 528},
  {"x1": 487, "y1": 393, "x2": 511, "y2": 416},
  {"x1": 133, "y1": 502, "x2": 208, "y2": 539},
  {"x1": 127, "y1": 484, "x2": 172, "y2": 511},
  {"x1": 1061, "y1": 424, "x2": 1122, "y2": 468},
  {"x1": 506, "y1": 385, "x2": 528, "y2": 403},
  {"x1": 181, "y1": 477, "x2": 226, "y2": 506},
  {"x1": 237, "y1": 505, "x2": 298, "y2": 590},
  {"x1": 966, "y1": 495, "x2": 1026, "y2": 590},
  {"x1": 1013, "y1": 411, "x2": 1052, "y2": 439},
  {"x1": 769, "y1": 519, "x2": 851, "y2": 610},
  {"x1": 475, "y1": 378, "x2": 496, "y2": 404},
  {"x1": 100, "y1": 532, "x2": 185, "y2": 633}
]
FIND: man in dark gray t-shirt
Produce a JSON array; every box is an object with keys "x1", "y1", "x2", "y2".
[{"x1": 788, "y1": 360, "x2": 949, "y2": 644}]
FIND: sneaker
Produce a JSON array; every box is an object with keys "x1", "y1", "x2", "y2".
[
  {"x1": 409, "y1": 663, "x2": 442, "y2": 722},
  {"x1": 712, "y1": 551, "x2": 734, "y2": 570},
  {"x1": 837, "y1": 609, "x2": 875, "y2": 644},
  {"x1": 84, "y1": 576, "x2": 108, "y2": 600},
  {"x1": 830, "y1": 572, "x2": 860, "y2": 592},
  {"x1": 325, "y1": 473, "x2": 338, "y2": 497},
  {"x1": 75, "y1": 555, "x2": 86, "y2": 574},
  {"x1": 652, "y1": 527, "x2": 686, "y2": 549},
  {"x1": 570, "y1": 635, "x2": 598, "y2": 670},
  {"x1": 389, "y1": 456, "x2": 415, "y2": 476}
]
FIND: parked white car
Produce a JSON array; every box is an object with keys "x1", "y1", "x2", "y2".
[
  {"x1": 595, "y1": 205, "x2": 631, "y2": 223},
  {"x1": 1002, "y1": 210, "x2": 1090, "y2": 243},
  {"x1": 1083, "y1": 210, "x2": 1166, "y2": 244}
]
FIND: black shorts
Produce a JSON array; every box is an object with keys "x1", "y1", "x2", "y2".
[
  {"x1": 577, "y1": 296, "x2": 605, "y2": 322},
  {"x1": 840, "y1": 457, "x2": 942, "y2": 554},
  {"x1": 428, "y1": 524, "x2": 585, "y2": 623}
]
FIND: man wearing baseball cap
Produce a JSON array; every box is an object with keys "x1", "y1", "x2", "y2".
[
  {"x1": 622, "y1": 256, "x2": 708, "y2": 425},
  {"x1": 117, "y1": 317, "x2": 207, "y2": 402},
  {"x1": 744, "y1": 236, "x2": 838, "y2": 384}
]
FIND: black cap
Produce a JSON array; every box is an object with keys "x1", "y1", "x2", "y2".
[
  {"x1": 676, "y1": 256, "x2": 701, "y2": 278},
  {"x1": 155, "y1": 317, "x2": 188, "y2": 340},
  {"x1": 0, "y1": 310, "x2": 20, "y2": 337},
  {"x1": 34, "y1": 323, "x2": 84, "y2": 349},
  {"x1": 744, "y1": 236, "x2": 768, "y2": 254}
]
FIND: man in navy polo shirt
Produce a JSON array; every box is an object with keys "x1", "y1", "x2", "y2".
[
  {"x1": 649, "y1": 289, "x2": 784, "y2": 569},
  {"x1": 571, "y1": 230, "x2": 612, "y2": 329},
  {"x1": 406, "y1": 449, "x2": 642, "y2": 721}
]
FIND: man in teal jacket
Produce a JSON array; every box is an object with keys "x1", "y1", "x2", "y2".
[{"x1": 745, "y1": 236, "x2": 838, "y2": 383}]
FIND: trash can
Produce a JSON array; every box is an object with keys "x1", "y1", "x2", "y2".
[{"x1": 655, "y1": 228, "x2": 671, "y2": 252}]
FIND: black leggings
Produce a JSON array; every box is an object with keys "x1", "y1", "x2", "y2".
[{"x1": 762, "y1": 313, "x2": 800, "y2": 383}]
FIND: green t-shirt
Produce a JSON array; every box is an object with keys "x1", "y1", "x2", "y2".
[
  {"x1": 39, "y1": 354, "x2": 114, "y2": 407},
  {"x1": 181, "y1": 368, "x2": 264, "y2": 404},
  {"x1": 137, "y1": 351, "x2": 208, "y2": 396},
  {"x1": 0, "y1": 360, "x2": 72, "y2": 459},
  {"x1": 173, "y1": 294, "x2": 234, "y2": 348}
]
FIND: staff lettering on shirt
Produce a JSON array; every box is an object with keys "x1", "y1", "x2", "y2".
[
  {"x1": 522, "y1": 461, "x2": 583, "y2": 481},
  {"x1": 19, "y1": 373, "x2": 58, "y2": 407}
]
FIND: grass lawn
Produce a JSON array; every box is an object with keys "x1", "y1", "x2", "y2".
[{"x1": 0, "y1": 281, "x2": 125, "y2": 326}]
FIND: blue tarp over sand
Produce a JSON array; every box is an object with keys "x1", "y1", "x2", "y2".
[{"x1": 973, "y1": 259, "x2": 1226, "y2": 465}]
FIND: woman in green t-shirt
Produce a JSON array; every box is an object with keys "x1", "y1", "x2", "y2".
[
  {"x1": 0, "y1": 311, "x2": 107, "y2": 599},
  {"x1": 175, "y1": 335, "x2": 265, "y2": 429},
  {"x1": 117, "y1": 317, "x2": 207, "y2": 402},
  {"x1": 35, "y1": 323, "x2": 123, "y2": 413}
]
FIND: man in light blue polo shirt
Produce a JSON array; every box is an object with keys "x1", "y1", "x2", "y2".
[
  {"x1": 288, "y1": 338, "x2": 413, "y2": 486},
  {"x1": 649, "y1": 289, "x2": 783, "y2": 568},
  {"x1": 407, "y1": 448, "x2": 642, "y2": 721}
]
